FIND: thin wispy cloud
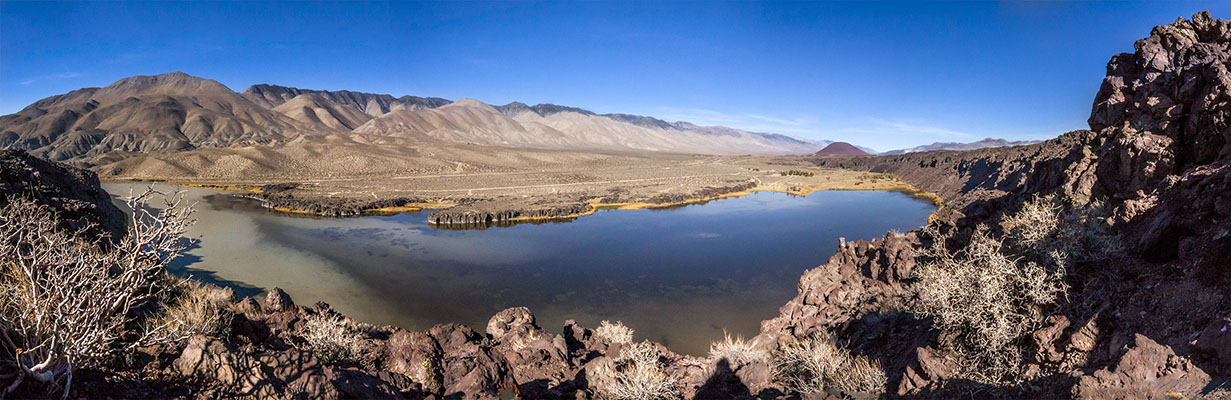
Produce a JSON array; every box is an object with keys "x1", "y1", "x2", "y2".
[
  {"x1": 16, "y1": 72, "x2": 83, "y2": 86},
  {"x1": 656, "y1": 107, "x2": 828, "y2": 137},
  {"x1": 652, "y1": 108, "x2": 996, "y2": 150},
  {"x1": 841, "y1": 118, "x2": 976, "y2": 139}
]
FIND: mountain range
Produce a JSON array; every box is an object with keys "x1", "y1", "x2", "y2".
[
  {"x1": 880, "y1": 138, "x2": 1039, "y2": 155},
  {"x1": 0, "y1": 72, "x2": 827, "y2": 163}
]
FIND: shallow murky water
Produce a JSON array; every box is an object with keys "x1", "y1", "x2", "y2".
[{"x1": 105, "y1": 184, "x2": 934, "y2": 355}]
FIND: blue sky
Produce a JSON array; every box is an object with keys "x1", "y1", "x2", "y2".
[{"x1": 2, "y1": 1, "x2": 1228, "y2": 151}]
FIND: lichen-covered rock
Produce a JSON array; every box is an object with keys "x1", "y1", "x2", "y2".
[
  {"x1": 486, "y1": 306, "x2": 536, "y2": 339},
  {"x1": 385, "y1": 329, "x2": 445, "y2": 394}
]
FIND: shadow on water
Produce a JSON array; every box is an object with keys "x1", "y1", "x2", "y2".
[{"x1": 166, "y1": 230, "x2": 265, "y2": 299}]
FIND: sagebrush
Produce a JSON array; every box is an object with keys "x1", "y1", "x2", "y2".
[
  {"x1": 708, "y1": 332, "x2": 765, "y2": 367},
  {"x1": 595, "y1": 320, "x2": 634, "y2": 345},
  {"x1": 770, "y1": 331, "x2": 886, "y2": 395},
  {"x1": 588, "y1": 341, "x2": 681, "y2": 400},
  {"x1": 912, "y1": 195, "x2": 1117, "y2": 383}
]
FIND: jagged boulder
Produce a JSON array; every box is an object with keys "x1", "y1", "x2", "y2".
[
  {"x1": 385, "y1": 329, "x2": 445, "y2": 394},
  {"x1": 1090, "y1": 11, "x2": 1231, "y2": 190},
  {"x1": 762, "y1": 231, "x2": 918, "y2": 337},
  {"x1": 173, "y1": 335, "x2": 274, "y2": 396},
  {"x1": 263, "y1": 287, "x2": 296, "y2": 313},
  {"x1": 428, "y1": 323, "x2": 510, "y2": 398},
  {"x1": 1074, "y1": 334, "x2": 1211, "y2": 399}
]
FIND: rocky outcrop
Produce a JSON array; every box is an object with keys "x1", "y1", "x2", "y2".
[
  {"x1": 0, "y1": 149, "x2": 125, "y2": 240},
  {"x1": 1074, "y1": 334, "x2": 1212, "y2": 399},
  {"x1": 427, "y1": 201, "x2": 591, "y2": 227},
  {"x1": 248, "y1": 182, "x2": 433, "y2": 217},
  {"x1": 427, "y1": 181, "x2": 757, "y2": 227},
  {"x1": 777, "y1": 11, "x2": 1231, "y2": 398}
]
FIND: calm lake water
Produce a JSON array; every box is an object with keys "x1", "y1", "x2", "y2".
[{"x1": 104, "y1": 184, "x2": 935, "y2": 355}]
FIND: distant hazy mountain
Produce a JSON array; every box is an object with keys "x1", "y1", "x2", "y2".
[
  {"x1": 1, "y1": 72, "x2": 827, "y2": 160},
  {"x1": 813, "y1": 142, "x2": 870, "y2": 157},
  {"x1": 881, "y1": 138, "x2": 1040, "y2": 155}
]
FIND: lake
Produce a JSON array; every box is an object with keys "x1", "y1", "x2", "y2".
[{"x1": 104, "y1": 184, "x2": 935, "y2": 356}]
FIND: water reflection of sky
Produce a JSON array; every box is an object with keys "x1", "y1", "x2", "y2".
[{"x1": 105, "y1": 185, "x2": 934, "y2": 356}]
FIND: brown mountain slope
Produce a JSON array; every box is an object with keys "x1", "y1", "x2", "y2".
[
  {"x1": 352, "y1": 98, "x2": 582, "y2": 148},
  {"x1": 0, "y1": 72, "x2": 310, "y2": 161},
  {"x1": 357, "y1": 98, "x2": 823, "y2": 155},
  {"x1": 813, "y1": 141, "x2": 869, "y2": 157},
  {"x1": 271, "y1": 93, "x2": 374, "y2": 131},
  {"x1": 240, "y1": 84, "x2": 451, "y2": 116}
]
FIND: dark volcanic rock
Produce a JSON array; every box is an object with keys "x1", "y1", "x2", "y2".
[
  {"x1": 779, "y1": 11, "x2": 1231, "y2": 397},
  {"x1": 1074, "y1": 334, "x2": 1212, "y2": 399},
  {"x1": 0, "y1": 149, "x2": 126, "y2": 240},
  {"x1": 263, "y1": 287, "x2": 296, "y2": 313},
  {"x1": 250, "y1": 183, "x2": 430, "y2": 217}
]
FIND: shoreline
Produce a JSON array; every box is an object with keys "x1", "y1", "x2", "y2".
[{"x1": 102, "y1": 175, "x2": 943, "y2": 226}]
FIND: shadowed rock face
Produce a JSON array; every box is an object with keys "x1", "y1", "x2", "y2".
[
  {"x1": 0, "y1": 149, "x2": 125, "y2": 240},
  {"x1": 775, "y1": 11, "x2": 1231, "y2": 397}
]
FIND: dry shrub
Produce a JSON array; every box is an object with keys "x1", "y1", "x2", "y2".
[
  {"x1": 595, "y1": 320, "x2": 634, "y2": 345},
  {"x1": 302, "y1": 313, "x2": 370, "y2": 366},
  {"x1": 589, "y1": 341, "x2": 682, "y2": 400},
  {"x1": 0, "y1": 189, "x2": 194, "y2": 397},
  {"x1": 771, "y1": 331, "x2": 886, "y2": 395},
  {"x1": 141, "y1": 279, "x2": 235, "y2": 349},
  {"x1": 1002, "y1": 195, "x2": 1122, "y2": 264},
  {"x1": 708, "y1": 332, "x2": 766, "y2": 366},
  {"x1": 912, "y1": 195, "x2": 1118, "y2": 383}
]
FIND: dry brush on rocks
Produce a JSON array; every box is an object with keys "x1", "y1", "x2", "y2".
[{"x1": 0, "y1": 188, "x2": 194, "y2": 398}]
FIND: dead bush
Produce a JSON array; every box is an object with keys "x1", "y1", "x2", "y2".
[
  {"x1": 588, "y1": 341, "x2": 682, "y2": 400},
  {"x1": 911, "y1": 195, "x2": 1115, "y2": 383},
  {"x1": 302, "y1": 312, "x2": 371, "y2": 366},
  {"x1": 0, "y1": 188, "x2": 194, "y2": 397},
  {"x1": 595, "y1": 320, "x2": 634, "y2": 345},
  {"x1": 708, "y1": 332, "x2": 766, "y2": 367},
  {"x1": 770, "y1": 331, "x2": 886, "y2": 395},
  {"x1": 140, "y1": 279, "x2": 235, "y2": 349}
]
